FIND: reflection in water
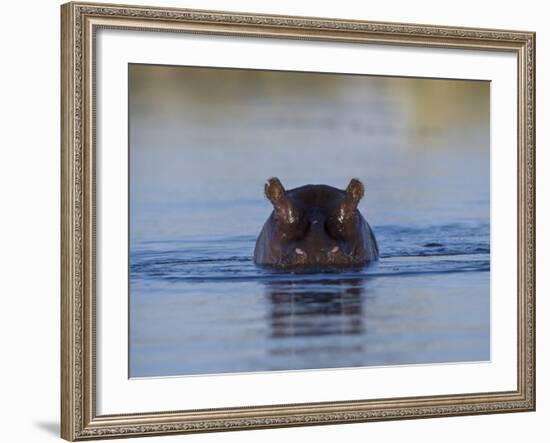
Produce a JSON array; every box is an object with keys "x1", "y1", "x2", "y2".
[
  {"x1": 266, "y1": 278, "x2": 366, "y2": 360},
  {"x1": 268, "y1": 278, "x2": 365, "y2": 337}
]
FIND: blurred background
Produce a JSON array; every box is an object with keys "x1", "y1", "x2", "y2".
[{"x1": 129, "y1": 65, "x2": 489, "y2": 239}]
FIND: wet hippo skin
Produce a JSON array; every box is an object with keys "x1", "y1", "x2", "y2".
[{"x1": 254, "y1": 177, "x2": 379, "y2": 269}]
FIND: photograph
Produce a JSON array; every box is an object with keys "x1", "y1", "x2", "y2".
[
  {"x1": 59, "y1": 2, "x2": 536, "y2": 439},
  {"x1": 128, "y1": 64, "x2": 491, "y2": 378},
  {"x1": 0, "y1": 0, "x2": 544, "y2": 440}
]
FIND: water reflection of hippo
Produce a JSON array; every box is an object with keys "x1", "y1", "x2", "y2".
[
  {"x1": 267, "y1": 278, "x2": 366, "y2": 338},
  {"x1": 254, "y1": 177, "x2": 379, "y2": 268}
]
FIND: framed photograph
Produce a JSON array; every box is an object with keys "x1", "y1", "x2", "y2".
[{"x1": 61, "y1": 1, "x2": 536, "y2": 440}]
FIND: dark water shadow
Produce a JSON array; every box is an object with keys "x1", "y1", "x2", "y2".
[
  {"x1": 33, "y1": 421, "x2": 59, "y2": 436},
  {"x1": 264, "y1": 277, "x2": 368, "y2": 363}
]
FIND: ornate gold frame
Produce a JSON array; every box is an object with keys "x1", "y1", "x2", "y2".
[{"x1": 61, "y1": 2, "x2": 536, "y2": 440}]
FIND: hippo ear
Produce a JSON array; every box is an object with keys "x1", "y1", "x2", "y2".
[
  {"x1": 345, "y1": 178, "x2": 365, "y2": 204},
  {"x1": 333, "y1": 179, "x2": 364, "y2": 222},
  {"x1": 264, "y1": 177, "x2": 301, "y2": 225},
  {"x1": 327, "y1": 179, "x2": 364, "y2": 239},
  {"x1": 264, "y1": 177, "x2": 286, "y2": 205}
]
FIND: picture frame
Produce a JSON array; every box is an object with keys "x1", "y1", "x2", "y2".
[{"x1": 61, "y1": 1, "x2": 536, "y2": 440}]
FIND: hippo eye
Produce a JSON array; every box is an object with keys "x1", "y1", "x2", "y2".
[{"x1": 325, "y1": 217, "x2": 343, "y2": 237}]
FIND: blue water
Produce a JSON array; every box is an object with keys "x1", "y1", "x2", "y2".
[
  {"x1": 130, "y1": 221, "x2": 489, "y2": 377},
  {"x1": 128, "y1": 65, "x2": 490, "y2": 377},
  {"x1": 131, "y1": 224, "x2": 489, "y2": 282}
]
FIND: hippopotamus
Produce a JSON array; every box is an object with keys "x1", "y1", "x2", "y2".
[{"x1": 254, "y1": 177, "x2": 379, "y2": 269}]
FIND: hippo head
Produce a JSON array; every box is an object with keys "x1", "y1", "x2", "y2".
[{"x1": 254, "y1": 177, "x2": 379, "y2": 269}]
